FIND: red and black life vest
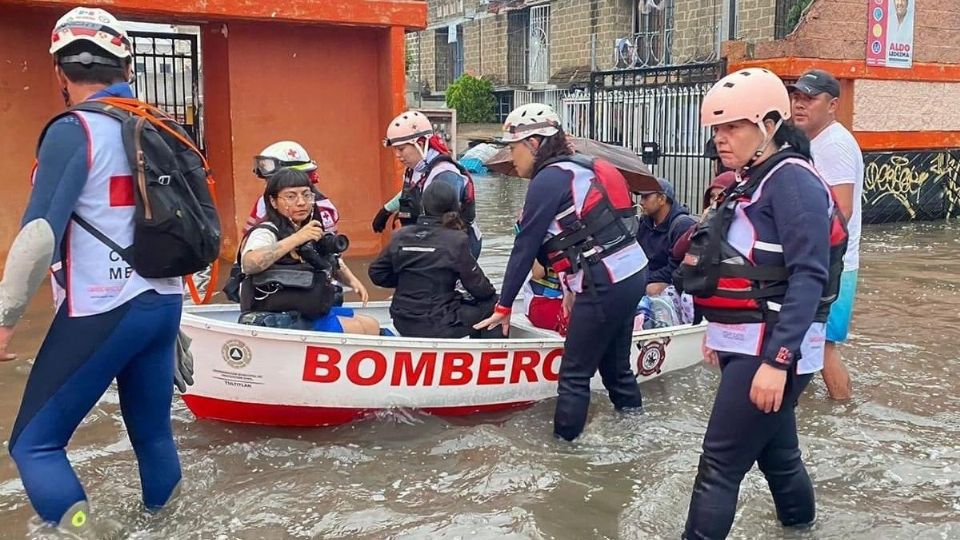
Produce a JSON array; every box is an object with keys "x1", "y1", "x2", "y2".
[
  {"x1": 675, "y1": 151, "x2": 848, "y2": 324},
  {"x1": 538, "y1": 154, "x2": 642, "y2": 276}
]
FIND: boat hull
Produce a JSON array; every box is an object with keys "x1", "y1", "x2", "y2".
[{"x1": 180, "y1": 303, "x2": 705, "y2": 426}]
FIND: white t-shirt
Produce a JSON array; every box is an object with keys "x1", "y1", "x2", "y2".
[
  {"x1": 811, "y1": 122, "x2": 864, "y2": 271},
  {"x1": 242, "y1": 225, "x2": 279, "y2": 258}
]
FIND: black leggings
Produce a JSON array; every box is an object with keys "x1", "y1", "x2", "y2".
[
  {"x1": 684, "y1": 352, "x2": 815, "y2": 539},
  {"x1": 554, "y1": 269, "x2": 646, "y2": 441}
]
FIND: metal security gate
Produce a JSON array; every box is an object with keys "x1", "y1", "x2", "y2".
[
  {"x1": 588, "y1": 62, "x2": 724, "y2": 209},
  {"x1": 129, "y1": 31, "x2": 203, "y2": 150},
  {"x1": 529, "y1": 4, "x2": 551, "y2": 85}
]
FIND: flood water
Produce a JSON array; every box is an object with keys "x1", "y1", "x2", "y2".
[{"x1": 0, "y1": 173, "x2": 958, "y2": 539}]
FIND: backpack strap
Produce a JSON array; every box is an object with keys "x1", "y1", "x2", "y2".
[
  {"x1": 71, "y1": 213, "x2": 134, "y2": 265},
  {"x1": 35, "y1": 101, "x2": 130, "y2": 155},
  {"x1": 536, "y1": 153, "x2": 596, "y2": 176}
]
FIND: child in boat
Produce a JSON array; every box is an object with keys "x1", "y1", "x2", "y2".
[
  {"x1": 522, "y1": 261, "x2": 569, "y2": 335},
  {"x1": 369, "y1": 181, "x2": 499, "y2": 338}
]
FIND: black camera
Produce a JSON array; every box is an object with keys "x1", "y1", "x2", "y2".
[
  {"x1": 297, "y1": 233, "x2": 350, "y2": 270},
  {"x1": 317, "y1": 233, "x2": 349, "y2": 255}
]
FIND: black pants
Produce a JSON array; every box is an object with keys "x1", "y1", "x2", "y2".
[
  {"x1": 554, "y1": 269, "x2": 646, "y2": 441},
  {"x1": 394, "y1": 295, "x2": 498, "y2": 339},
  {"x1": 684, "y1": 352, "x2": 815, "y2": 539}
]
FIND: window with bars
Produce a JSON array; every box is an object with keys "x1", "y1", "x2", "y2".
[
  {"x1": 528, "y1": 4, "x2": 551, "y2": 85},
  {"x1": 507, "y1": 9, "x2": 530, "y2": 86},
  {"x1": 775, "y1": 0, "x2": 812, "y2": 39},
  {"x1": 434, "y1": 25, "x2": 464, "y2": 91},
  {"x1": 634, "y1": 0, "x2": 674, "y2": 67}
]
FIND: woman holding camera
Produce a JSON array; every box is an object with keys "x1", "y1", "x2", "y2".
[
  {"x1": 369, "y1": 181, "x2": 498, "y2": 339},
  {"x1": 241, "y1": 169, "x2": 380, "y2": 335}
]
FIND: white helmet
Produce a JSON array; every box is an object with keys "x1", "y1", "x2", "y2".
[
  {"x1": 501, "y1": 103, "x2": 561, "y2": 143},
  {"x1": 383, "y1": 110, "x2": 434, "y2": 148},
  {"x1": 50, "y1": 8, "x2": 132, "y2": 63},
  {"x1": 253, "y1": 140, "x2": 318, "y2": 179}
]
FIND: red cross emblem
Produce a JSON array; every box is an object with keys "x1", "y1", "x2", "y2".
[{"x1": 287, "y1": 148, "x2": 299, "y2": 159}]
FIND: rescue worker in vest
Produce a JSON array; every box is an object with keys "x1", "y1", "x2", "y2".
[
  {"x1": 0, "y1": 8, "x2": 183, "y2": 535},
  {"x1": 678, "y1": 68, "x2": 844, "y2": 539},
  {"x1": 245, "y1": 141, "x2": 341, "y2": 234},
  {"x1": 369, "y1": 181, "x2": 498, "y2": 338},
  {"x1": 371, "y1": 111, "x2": 482, "y2": 259},
  {"x1": 237, "y1": 140, "x2": 368, "y2": 306},
  {"x1": 240, "y1": 169, "x2": 381, "y2": 335},
  {"x1": 635, "y1": 177, "x2": 697, "y2": 296},
  {"x1": 473, "y1": 103, "x2": 649, "y2": 441}
]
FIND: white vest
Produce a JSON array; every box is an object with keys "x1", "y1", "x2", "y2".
[{"x1": 50, "y1": 111, "x2": 182, "y2": 317}]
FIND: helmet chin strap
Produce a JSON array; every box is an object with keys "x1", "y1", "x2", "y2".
[
  {"x1": 740, "y1": 118, "x2": 783, "y2": 174},
  {"x1": 522, "y1": 137, "x2": 538, "y2": 157}
]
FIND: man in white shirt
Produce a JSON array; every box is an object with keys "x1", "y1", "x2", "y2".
[{"x1": 789, "y1": 69, "x2": 863, "y2": 400}]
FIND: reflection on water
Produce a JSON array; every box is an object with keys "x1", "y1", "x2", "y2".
[{"x1": 0, "y1": 175, "x2": 958, "y2": 538}]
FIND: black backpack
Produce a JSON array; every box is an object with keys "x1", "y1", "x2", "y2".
[{"x1": 38, "y1": 98, "x2": 221, "y2": 280}]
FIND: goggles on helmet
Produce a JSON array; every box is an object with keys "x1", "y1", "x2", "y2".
[{"x1": 253, "y1": 156, "x2": 317, "y2": 179}]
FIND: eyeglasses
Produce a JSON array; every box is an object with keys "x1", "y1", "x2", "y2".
[{"x1": 277, "y1": 192, "x2": 316, "y2": 204}]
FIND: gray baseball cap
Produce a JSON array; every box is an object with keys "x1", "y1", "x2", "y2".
[{"x1": 787, "y1": 69, "x2": 840, "y2": 98}]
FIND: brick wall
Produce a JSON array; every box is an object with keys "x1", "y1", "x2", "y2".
[
  {"x1": 551, "y1": 0, "x2": 632, "y2": 74},
  {"x1": 464, "y1": 19, "x2": 480, "y2": 74},
  {"x1": 751, "y1": 0, "x2": 960, "y2": 62},
  {"x1": 736, "y1": 0, "x2": 776, "y2": 43},
  {"x1": 411, "y1": 29, "x2": 437, "y2": 93},
  {"x1": 854, "y1": 80, "x2": 960, "y2": 132},
  {"x1": 477, "y1": 15, "x2": 509, "y2": 84},
  {"x1": 671, "y1": 0, "x2": 721, "y2": 64}
]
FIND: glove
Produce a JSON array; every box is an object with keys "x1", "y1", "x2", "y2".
[
  {"x1": 371, "y1": 207, "x2": 393, "y2": 233},
  {"x1": 174, "y1": 329, "x2": 195, "y2": 393}
]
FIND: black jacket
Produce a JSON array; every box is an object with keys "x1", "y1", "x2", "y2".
[
  {"x1": 369, "y1": 218, "x2": 497, "y2": 338},
  {"x1": 638, "y1": 204, "x2": 697, "y2": 285}
]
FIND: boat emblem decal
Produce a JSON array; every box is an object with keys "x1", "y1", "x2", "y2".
[
  {"x1": 222, "y1": 339, "x2": 252, "y2": 369},
  {"x1": 636, "y1": 337, "x2": 671, "y2": 377}
]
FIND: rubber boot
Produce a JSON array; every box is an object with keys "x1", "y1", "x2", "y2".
[{"x1": 57, "y1": 501, "x2": 125, "y2": 540}]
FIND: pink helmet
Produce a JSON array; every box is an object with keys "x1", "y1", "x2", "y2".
[
  {"x1": 383, "y1": 110, "x2": 434, "y2": 148},
  {"x1": 700, "y1": 68, "x2": 791, "y2": 128}
]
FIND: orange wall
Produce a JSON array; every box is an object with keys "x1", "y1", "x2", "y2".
[
  {"x1": 0, "y1": 5, "x2": 64, "y2": 263},
  {"x1": 13, "y1": 0, "x2": 426, "y2": 29},
  {"x1": 201, "y1": 23, "x2": 239, "y2": 256},
  {"x1": 222, "y1": 21, "x2": 402, "y2": 257},
  {"x1": 0, "y1": 8, "x2": 411, "y2": 271}
]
